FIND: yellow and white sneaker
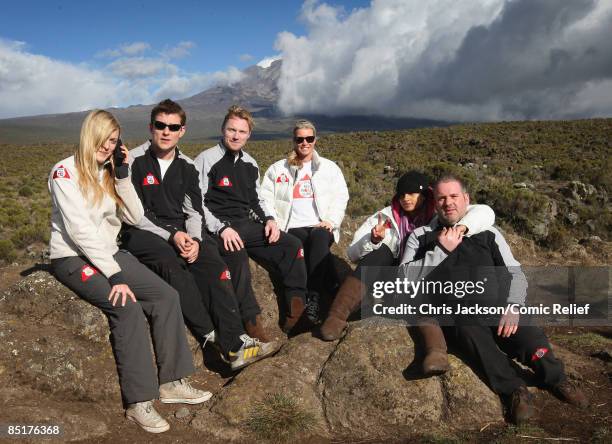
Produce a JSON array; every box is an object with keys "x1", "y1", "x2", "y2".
[{"x1": 228, "y1": 334, "x2": 277, "y2": 371}]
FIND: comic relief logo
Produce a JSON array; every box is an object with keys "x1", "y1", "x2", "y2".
[
  {"x1": 531, "y1": 347, "x2": 549, "y2": 361},
  {"x1": 296, "y1": 248, "x2": 305, "y2": 259},
  {"x1": 81, "y1": 265, "x2": 98, "y2": 282},
  {"x1": 276, "y1": 173, "x2": 289, "y2": 183},
  {"x1": 218, "y1": 176, "x2": 233, "y2": 187},
  {"x1": 220, "y1": 269, "x2": 231, "y2": 280},
  {"x1": 52, "y1": 165, "x2": 71, "y2": 179},
  {"x1": 143, "y1": 173, "x2": 160, "y2": 186}
]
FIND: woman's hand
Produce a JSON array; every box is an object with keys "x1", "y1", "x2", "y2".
[
  {"x1": 316, "y1": 220, "x2": 334, "y2": 232},
  {"x1": 370, "y1": 213, "x2": 387, "y2": 244},
  {"x1": 108, "y1": 284, "x2": 137, "y2": 307}
]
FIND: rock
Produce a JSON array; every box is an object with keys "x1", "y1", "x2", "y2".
[
  {"x1": 561, "y1": 181, "x2": 597, "y2": 201},
  {"x1": 320, "y1": 319, "x2": 502, "y2": 440},
  {"x1": 513, "y1": 182, "x2": 529, "y2": 189},
  {"x1": 586, "y1": 219, "x2": 596, "y2": 232},
  {"x1": 566, "y1": 212, "x2": 579, "y2": 225},
  {"x1": 175, "y1": 406, "x2": 191, "y2": 419}
]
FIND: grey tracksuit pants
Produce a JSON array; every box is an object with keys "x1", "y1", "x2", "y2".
[{"x1": 52, "y1": 251, "x2": 195, "y2": 406}]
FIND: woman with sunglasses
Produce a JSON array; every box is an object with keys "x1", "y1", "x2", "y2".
[
  {"x1": 49, "y1": 110, "x2": 210, "y2": 434},
  {"x1": 320, "y1": 171, "x2": 495, "y2": 375},
  {"x1": 261, "y1": 119, "x2": 349, "y2": 324}
]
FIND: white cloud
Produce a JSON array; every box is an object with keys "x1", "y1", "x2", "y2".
[
  {"x1": 97, "y1": 41, "x2": 150, "y2": 58},
  {"x1": 276, "y1": 0, "x2": 612, "y2": 121},
  {"x1": 0, "y1": 38, "x2": 246, "y2": 118},
  {"x1": 0, "y1": 39, "x2": 127, "y2": 118},
  {"x1": 161, "y1": 41, "x2": 195, "y2": 59},
  {"x1": 240, "y1": 53, "x2": 254, "y2": 62}
]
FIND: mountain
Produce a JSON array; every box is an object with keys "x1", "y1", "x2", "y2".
[{"x1": 0, "y1": 60, "x2": 444, "y2": 144}]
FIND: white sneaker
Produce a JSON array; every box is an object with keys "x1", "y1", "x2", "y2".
[
  {"x1": 228, "y1": 334, "x2": 278, "y2": 371},
  {"x1": 125, "y1": 401, "x2": 170, "y2": 433},
  {"x1": 159, "y1": 378, "x2": 212, "y2": 404}
]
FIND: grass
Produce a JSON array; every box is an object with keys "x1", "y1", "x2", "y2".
[
  {"x1": 550, "y1": 332, "x2": 612, "y2": 350},
  {"x1": 245, "y1": 392, "x2": 316, "y2": 443}
]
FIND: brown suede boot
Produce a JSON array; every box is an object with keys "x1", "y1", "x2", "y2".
[
  {"x1": 245, "y1": 314, "x2": 272, "y2": 343},
  {"x1": 319, "y1": 276, "x2": 364, "y2": 341},
  {"x1": 281, "y1": 296, "x2": 306, "y2": 334},
  {"x1": 417, "y1": 320, "x2": 450, "y2": 376}
]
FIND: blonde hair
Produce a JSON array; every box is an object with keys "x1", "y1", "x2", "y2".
[
  {"x1": 288, "y1": 119, "x2": 317, "y2": 167},
  {"x1": 222, "y1": 105, "x2": 254, "y2": 131},
  {"x1": 74, "y1": 110, "x2": 123, "y2": 208}
]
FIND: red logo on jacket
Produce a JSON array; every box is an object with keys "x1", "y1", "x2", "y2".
[
  {"x1": 220, "y1": 269, "x2": 231, "y2": 280},
  {"x1": 52, "y1": 165, "x2": 71, "y2": 179},
  {"x1": 296, "y1": 248, "x2": 305, "y2": 259},
  {"x1": 143, "y1": 173, "x2": 160, "y2": 186},
  {"x1": 218, "y1": 176, "x2": 232, "y2": 187},
  {"x1": 276, "y1": 173, "x2": 289, "y2": 183},
  {"x1": 81, "y1": 265, "x2": 98, "y2": 282},
  {"x1": 531, "y1": 347, "x2": 549, "y2": 361}
]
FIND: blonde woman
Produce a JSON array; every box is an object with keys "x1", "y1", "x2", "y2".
[
  {"x1": 261, "y1": 120, "x2": 349, "y2": 323},
  {"x1": 49, "y1": 110, "x2": 210, "y2": 433}
]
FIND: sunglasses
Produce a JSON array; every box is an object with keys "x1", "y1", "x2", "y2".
[
  {"x1": 294, "y1": 136, "x2": 315, "y2": 144},
  {"x1": 153, "y1": 121, "x2": 183, "y2": 132}
]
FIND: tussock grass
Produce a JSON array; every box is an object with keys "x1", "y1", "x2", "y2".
[{"x1": 245, "y1": 392, "x2": 316, "y2": 443}]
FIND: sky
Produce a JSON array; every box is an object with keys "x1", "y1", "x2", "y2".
[{"x1": 1, "y1": 0, "x2": 612, "y2": 121}]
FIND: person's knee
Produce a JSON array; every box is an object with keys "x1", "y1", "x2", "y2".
[{"x1": 310, "y1": 227, "x2": 333, "y2": 245}]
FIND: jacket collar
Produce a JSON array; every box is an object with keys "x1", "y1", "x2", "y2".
[{"x1": 289, "y1": 149, "x2": 321, "y2": 173}]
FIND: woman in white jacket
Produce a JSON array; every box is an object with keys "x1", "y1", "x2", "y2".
[
  {"x1": 320, "y1": 171, "x2": 495, "y2": 375},
  {"x1": 261, "y1": 120, "x2": 349, "y2": 323},
  {"x1": 49, "y1": 110, "x2": 210, "y2": 433}
]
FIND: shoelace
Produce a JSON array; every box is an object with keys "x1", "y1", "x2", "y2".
[
  {"x1": 202, "y1": 331, "x2": 215, "y2": 349},
  {"x1": 306, "y1": 296, "x2": 319, "y2": 320}
]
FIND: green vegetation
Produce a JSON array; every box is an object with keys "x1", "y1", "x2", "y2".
[
  {"x1": 0, "y1": 118, "x2": 609, "y2": 264},
  {"x1": 550, "y1": 332, "x2": 612, "y2": 350},
  {"x1": 245, "y1": 392, "x2": 316, "y2": 442}
]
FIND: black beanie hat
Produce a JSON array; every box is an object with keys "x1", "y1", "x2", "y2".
[{"x1": 395, "y1": 171, "x2": 430, "y2": 197}]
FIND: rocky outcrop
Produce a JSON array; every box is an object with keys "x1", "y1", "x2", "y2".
[{"x1": 0, "y1": 265, "x2": 600, "y2": 442}]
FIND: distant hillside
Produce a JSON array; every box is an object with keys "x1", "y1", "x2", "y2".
[{"x1": 0, "y1": 60, "x2": 446, "y2": 144}]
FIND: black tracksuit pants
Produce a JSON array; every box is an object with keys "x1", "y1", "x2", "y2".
[
  {"x1": 450, "y1": 319, "x2": 566, "y2": 395},
  {"x1": 121, "y1": 228, "x2": 245, "y2": 354},
  {"x1": 288, "y1": 226, "x2": 337, "y2": 295},
  {"x1": 215, "y1": 220, "x2": 307, "y2": 321}
]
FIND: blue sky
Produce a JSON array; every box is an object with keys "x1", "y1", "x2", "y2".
[
  {"x1": 1, "y1": 0, "x2": 611, "y2": 121},
  {"x1": 1, "y1": 0, "x2": 369, "y2": 80}
]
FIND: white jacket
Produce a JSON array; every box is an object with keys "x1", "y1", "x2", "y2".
[
  {"x1": 260, "y1": 151, "x2": 349, "y2": 242},
  {"x1": 347, "y1": 204, "x2": 496, "y2": 263},
  {"x1": 48, "y1": 156, "x2": 144, "y2": 279}
]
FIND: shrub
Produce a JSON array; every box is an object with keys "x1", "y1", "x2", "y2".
[{"x1": 0, "y1": 239, "x2": 17, "y2": 263}]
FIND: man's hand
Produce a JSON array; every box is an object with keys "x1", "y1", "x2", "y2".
[
  {"x1": 316, "y1": 220, "x2": 334, "y2": 232},
  {"x1": 173, "y1": 231, "x2": 193, "y2": 254},
  {"x1": 265, "y1": 219, "x2": 280, "y2": 243},
  {"x1": 108, "y1": 284, "x2": 137, "y2": 307},
  {"x1": 437, "y1": 226, "x2": 463, "y2": 252},
  {"x1": 497, "y1": 306, "x2": 520, "y2": 337},
  {"x1": 370, "y1": 213, "x2": 387, "y2": 244},
  {"x1": 221, "y1": 227, "x2": 244, "y2": 252},
  {"x1": 180, "y1": 239, "x2": 200, "y2": 263}
]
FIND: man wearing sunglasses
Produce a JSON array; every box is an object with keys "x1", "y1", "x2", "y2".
[
  {"x1": 260, "y1": 120, "x2": 349, "y2": 325},
  {"x1": 121, "y1": 99, "x2": 277, "y2": 371},
  {"x1": 194, "y1": 106, "x2": 309, "y2": 336}
]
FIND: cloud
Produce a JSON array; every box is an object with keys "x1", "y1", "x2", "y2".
[
  {"x1": 161, "y1": 41, "x2": 195, "y2": 59},
  {"x1": 97, "y1": 41, "x2": 150, "y2": 58},
  {"x1": 0, "y1": 38, "x2": 245, "y2": 118},
  {"x1": 276, "y1": 0, "x2": 612, "y2": 121},
  {"x1": 0, "y1": 38, "x2": 127, "y2": 118},
  {"x1": 240, "y1": 53, "x2": 254, "y2": 62}
]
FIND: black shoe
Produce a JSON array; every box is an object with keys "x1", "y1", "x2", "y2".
[{"x1": 509, "y1": 385, "x2": 534, "y2": 425}]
